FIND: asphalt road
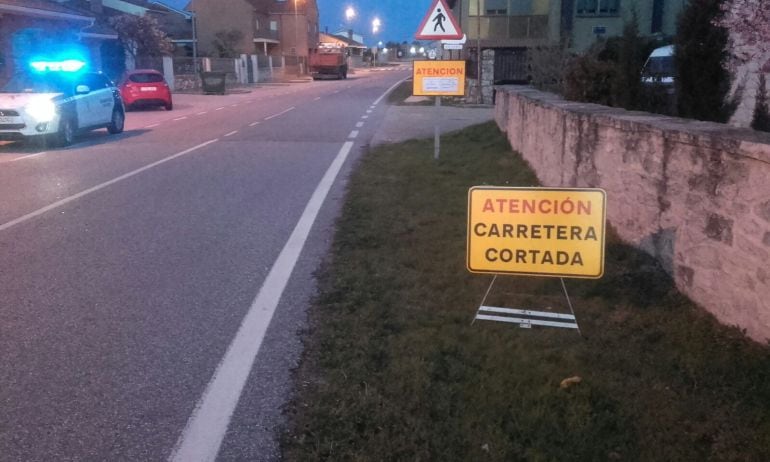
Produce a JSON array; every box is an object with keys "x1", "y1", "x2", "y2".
[{"x1": 0, "y1": 67, "x2": 409, "y2": 461}]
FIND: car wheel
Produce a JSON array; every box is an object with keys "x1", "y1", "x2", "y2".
[
  {"x1": 164, "y1": 100, "x2": 173, "y2": 111},
  {"x1": 107, "y1": 108, "x2": 125, "y2": 134},
  {"x1": 55, "y1": 116, "x2": 76, "y2": 147}
]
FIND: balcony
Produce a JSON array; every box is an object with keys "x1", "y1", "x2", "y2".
[
  {"x1": 253, "y1": 29, "x2": 280, "y2": 44},
  {"x1": 466, "y1": 15, "x2": 550, "y2": 45}
]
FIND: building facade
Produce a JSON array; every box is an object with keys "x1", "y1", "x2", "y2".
[
  {"x1": 451, "y1": 0, "x2": 687, "y2": 102},
  {"x1": 190, "y1": 0, "x2": 319, "y2": 58}
]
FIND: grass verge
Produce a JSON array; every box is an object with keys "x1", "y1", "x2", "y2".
[{"x1": 282, "y1": 122, "x2": 770, "y2": 461}]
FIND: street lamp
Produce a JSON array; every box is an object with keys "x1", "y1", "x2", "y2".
[
  {"x1": 345, "y1": 6, "x2": 356, "y2": 22},
  {"x1": 372, "y1": 17, "x2": 381, "y2": 34}
]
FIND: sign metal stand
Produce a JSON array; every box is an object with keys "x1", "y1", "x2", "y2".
[{"x1": 472, "y1": 276, "x2": 583, "y2": 336}]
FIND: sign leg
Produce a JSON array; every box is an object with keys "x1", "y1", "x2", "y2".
[
  {"x1": 560, "y1": 278, "x2": 584, "y2": 338},
  {"x1": 472, "y1": 275, "x2": 497, "y2": 325}
]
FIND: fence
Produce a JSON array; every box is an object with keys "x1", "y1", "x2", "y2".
[{"x1": 134, "y1": 54, "x2": 309, "y2": 92}]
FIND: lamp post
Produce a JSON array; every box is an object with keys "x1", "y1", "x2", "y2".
[
  {"x1": 294, "y1": 0, "x2": 299, "y2": 56},
  {"x1": 372, "y1": 18, "x2": 381, "y2": 66}
]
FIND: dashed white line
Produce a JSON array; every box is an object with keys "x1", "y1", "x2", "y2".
[
  {"x1": 348, "y1": 130, "x2": 359, "y2": 139},
  {"x1": 231, "y1": 104, "x2": 239, "y2": 107},
  {"x1": 173, "y1": 116, "x2": 188, "y2": 121},
  {"x1": 224, "y1": 130, "x2": 238, "y2": 137},
  {"x1": 361, "y1": 115, "x2": 369, "y2": 119},
  {"x1": 10, "y1": 151, "x2": 48, "y2": 162},
  {"x1": 145, "y1": 123, "x2": 160, "y2": 128},
  {"x1": 215, "y1": 107, "x2": 224, "y2": 111},
  {"x1": 264, "y1": 106, "x2": 295, "y2": 120},
  {"x1": 168, "y1": 141, "x2": 355, "y2": 462},
  {"x1": 366, "y1": 110, "x2": 372, "y2": 114},
  {"x1": 0, "y1": 139, "x2": 219, "y2": 233},
  {"x1": 249, "y1": 122, "x2": 260, "y2": 127},
  {"x1": 313, "y1": 96, "x2": 321, "y2": 101},
  {"x1": 197, "y1": 111, "x2": 208, "y2": 116},
  {"x1": 355, "y1": 121, "x2": 364, "y2": 128}
]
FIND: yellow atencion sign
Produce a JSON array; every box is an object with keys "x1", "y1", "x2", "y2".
[
  {"x1": 413, "y1": 60, "x2": 466, "y2": 96},
  {"x1": 467, "y1": 187, "x2": 607, "y2": 278}
]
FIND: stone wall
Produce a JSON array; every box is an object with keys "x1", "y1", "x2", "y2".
[{"x1": 495, "y1": 86, "x2": 770, "y2": 342}]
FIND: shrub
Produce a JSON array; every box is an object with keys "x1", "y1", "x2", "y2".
[
  {"x1": 751, "y1": 73, "x2": 770, "y2": 132},
  {"x1": 674, "y1": 0, "x2": 732, "y2": 122}
]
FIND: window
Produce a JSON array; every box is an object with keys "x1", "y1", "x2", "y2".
[
  {"x1": 469, "y1": 0, "x2": 482, "y2": 16},
  {"x1": 485, "y1": 0, "x2": 507, "y2": 15},
  {"x1": 270, "y1": 20, "x2": 278, "y2": 31},
  {"x1": 576, "y1": 0, "x2": 619, "y2": 15},
  {"x1": 255, "y1": 18, "x2": 260, "y2": 30}
]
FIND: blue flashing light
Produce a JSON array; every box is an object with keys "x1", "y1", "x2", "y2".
[{"x1": 30, "y1": 59, "x2": 87, "y2": 73}]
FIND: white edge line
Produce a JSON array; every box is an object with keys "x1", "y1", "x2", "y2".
[
  {"x1": 0, "y1": 139, "x2": 219, "y2": 233},
  {"x1": 264, "y1": 106, "x2": 295, "y2": 121},
  {"x1": 169, "y1": 78, "x2": 407, "y2": 461},
  {"x1": 372, "y1": 76, "x2": 409, "y2": 106},
  {"x1": 168, "y1": 140, "x2": 356, "y2": 462},
  {"x1": 10, "y1": 151, "x2": 48, "y2": 162}
]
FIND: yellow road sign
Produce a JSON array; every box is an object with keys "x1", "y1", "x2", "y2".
[
  {"x1": 467, "y1": 187, "x2": 607, "y2": 278},
  {"x1": 413, "y1": 60, "x2": 466, "y2": 96}
]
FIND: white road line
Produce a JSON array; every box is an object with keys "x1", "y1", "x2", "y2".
[
  {"x1": 173, "y1": 116, "x2": 188, "y2": 121},
  {"x1": 0, "y1": 139, "x2": 218, "y2": 233},
  {"x1": 224, "y1": 130, "x2": 238, "y2": 137},
  {"x1": 197, "y1": 111, "x2": 208, "y2": 116},
  {"x1": 264, "y1": 106, "x2": 295, "y2": 120},
  {"x1": 366, "y1": 110, "x2": 372, "y2": 114},
  {"x1": 333, "y1": 90, "x2": 340, "y2": 93},
  {"x1": 145, "y1": 123, "x2": 161, "y2": 128},
  {"x1": 215, "y1": 107, "x2": 224, "y2": 111},
  {"x1": 348, "y1": 130, "x2": 359, "y2": 139},
  {"x1": 373, "y1": 76, "x2": 410, "y2": 106},
  {"x1": 361, "y1": 115, "x2": 369, "y2": 119},
  {"x1": 231, "y1": 104, "x2": 239, "y2": 107},
  {"x1": 313, "y1": 96, "x2": 321, "y2": 101},
  {"x1": 355, "y1": 121, "x2": 364, "y2": 128},
  {"x1": 10, "y1": 151, "x2": 48, "y2": 162},
  {"x1": 249, "y1": 122, "x2": 260, "y2": 127},
  {"x1": 169, "y1": 78, "x2": 406, "y2": 461},
  {"x1": 169, "y1": 141, "x2": 355, "y2": 462}
]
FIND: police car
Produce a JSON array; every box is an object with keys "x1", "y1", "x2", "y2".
[{"x1": 0, "y1": 60, "x2": 125, "y2": 147}]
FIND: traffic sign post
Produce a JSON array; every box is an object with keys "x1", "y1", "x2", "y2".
[{"x1": 467, "y1": 187, "x2": 607, "y2": 334}]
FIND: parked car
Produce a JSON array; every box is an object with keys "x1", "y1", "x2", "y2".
[
  {"x1": 119, "y1": 69, "x2": 173, "y2": 111},
  {"x1": 641, "y1": 45, "x2": 675, "y2": 87},
  {"x1": 0, "y1": 61, "x2": 125, "y2": 147}
]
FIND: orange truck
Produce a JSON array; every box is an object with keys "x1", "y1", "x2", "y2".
[{"x1": 309, "y1": 43, "x2": 348, "y2": 80}]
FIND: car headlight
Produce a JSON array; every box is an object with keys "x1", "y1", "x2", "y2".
[{"x1": 25, "y1": 98, "x2": 57, "y2": 123}]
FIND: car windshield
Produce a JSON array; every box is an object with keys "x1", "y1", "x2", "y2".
[
  {"x1": 129, "y1": 73, "x2": 164, "y2": 83},
  {"x1": 643, "y1": 56, "x2": 674, "y2": 77},
  {"x1": 1, "y1": 72, "x2": 75, "y2": 94}
]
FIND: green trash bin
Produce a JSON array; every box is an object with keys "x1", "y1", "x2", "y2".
[{"x1": 200, "y1": 72, "x2": 226, "y2": 95}]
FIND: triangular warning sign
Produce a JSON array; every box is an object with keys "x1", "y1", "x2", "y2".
[{"x1": 415, "y1": 0, "x2": 463, "y2": 40}]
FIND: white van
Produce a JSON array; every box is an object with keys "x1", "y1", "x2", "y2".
[{"x1": 641, "y1": 45, "x2": 675, "y2": 86}]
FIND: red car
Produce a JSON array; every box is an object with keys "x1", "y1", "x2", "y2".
[{"x1": 119, "y1": 69, "x2": 173, "y2": 111}]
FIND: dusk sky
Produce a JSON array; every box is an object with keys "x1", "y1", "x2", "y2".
[{"x1": 162, "y1": 0, "x2": 433, "y2": 45}]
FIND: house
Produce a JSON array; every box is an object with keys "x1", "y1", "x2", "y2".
[
  {"x1": 451, "y1": 0, "x2": 685, "y2": 102},
  {"x1": 190, "y1": 0, "x2": 319, "y2": 58}
]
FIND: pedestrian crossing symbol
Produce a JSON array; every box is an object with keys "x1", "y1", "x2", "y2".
[{"x1": 415, "y1": 0, "x2": 463, "y2": 40}]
